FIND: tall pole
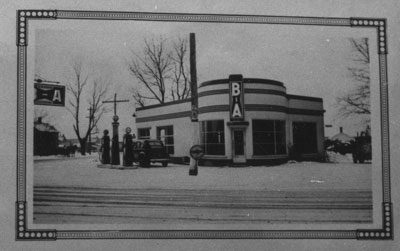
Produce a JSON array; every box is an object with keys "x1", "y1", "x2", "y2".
[
  {"x1": 111, "y1": 115, "x2": 120, "y2": 165},
  {"x1": 111, "y1": 94, "x2": 119, "y2": 165},
  {"x1": 103, "y1": 93, "x2": 129, "y2": 165},
  {"x1": 87, "y1": 106, "x2": 93, "y2": 155},
  {"x1": 189, "y1": 33, "x2": 199, "y2": 176}
]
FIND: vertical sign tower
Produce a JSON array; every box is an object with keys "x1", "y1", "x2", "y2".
[{"x1": 229, "y1": 74, "x2": 245, "y2": 121}]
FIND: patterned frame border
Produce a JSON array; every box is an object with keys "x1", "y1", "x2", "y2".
[{"x1": 15, "y1": 10, "x2": 392, "y2": 240}]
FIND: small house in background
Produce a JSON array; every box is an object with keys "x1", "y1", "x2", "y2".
[
  {"x1": 325, "y1": 127, "x2": 356, "y2": 155},
  {"x1": 34, "y1": 117, "x2": 59, "y2": 156},
  {"x1": 330, "y1": 127, "x2": 354, "y2": 143}
]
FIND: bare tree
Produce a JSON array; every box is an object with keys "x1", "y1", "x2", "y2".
[
  {"x1": 66, "y1": 60, "x2": 110, "y2": 155},
  {"x1": 170, "y1": 37, "x2": 191, "y2": 101},
  {"x1": 337, "y1": 38, "x2": 370, "y2": 118},
  {"x1": 128, "y1": 36, "x2": 191, "y2": 108},
  {"x1": 86, "y1": 78, "x2": 110, "y2": 137},
  {"x1": 128, "y1": 37, "x2": 172, "y2": 107}
]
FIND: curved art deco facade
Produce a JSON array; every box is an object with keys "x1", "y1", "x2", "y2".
[{"x1": 136, "y1": 76, "x2": 325, "y2": 166}]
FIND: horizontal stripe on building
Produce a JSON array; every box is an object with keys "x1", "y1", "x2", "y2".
[
  {"x1": 136, "y1": 98, "x2": 191, "y2": 111},
  {"x1": 137, "y1": 105, "x2": 323, "y2": 122},
  {"x1": 199, "y1": 78, "x2": 285, "y2": 88},
  {"x1": 287, "y1": 94, "x2": 323, "y2": 102},
  {"x1": 246, "y1": 105, "x2": 323, "y2": 115},
  {"x1": 136, "y1": 91, "x2": 323, "y2": 112},
  {"x1": 198, "y1": 89, "x2": 321, "y2": 102},
  {"x1": 198, "y1": 88, "x2": 286, "y2": 98},
  {"x1": 136, "y1": 111, "x2": 192, "y2": 123}
]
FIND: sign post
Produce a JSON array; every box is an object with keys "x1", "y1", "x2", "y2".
[{"x1": 189, "y1": 145, "x2": 204, "y2": 176}]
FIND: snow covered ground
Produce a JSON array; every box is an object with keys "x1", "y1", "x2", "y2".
[
  {"x1": 34, "y1": 155, "x2": 371, "y2": 191},
  {"x1": 33, "y1": 156, "x2": 372, "y2": 224}
]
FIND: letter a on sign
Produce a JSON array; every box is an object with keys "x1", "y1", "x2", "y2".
[
  {"x1": 34, "y1": 83, "x2": 65, "y2": 106},
  {"x1": 229, "y1": 74, "x2": 244, "y2": 121},
  {"x1": 53, "y1": 90, "x2": 62, "y2": 102},
  {"x1": 232, "y1": 104, "x2": 242, "y2": 117}
]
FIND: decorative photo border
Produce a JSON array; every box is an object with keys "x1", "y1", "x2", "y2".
[{"x1": 16, "y1": 10, "x2": 392, "y2": 240}]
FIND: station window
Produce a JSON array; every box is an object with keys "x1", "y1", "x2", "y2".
[
  {"x1": 292, "y1": 122, "x2": 317, "y2": 154},
  {"x1": 137, "y1": 128, "x2": 150, "y2": 140},
  {"x1": 252, "y1": 120, "x2": 286, "y2": 155},
  {"x1": 157, "y1": 126, "x2": 174, "y2": 155},
  {"x1": 200, "y1": 120, "x2": 225, "y2": 155}
]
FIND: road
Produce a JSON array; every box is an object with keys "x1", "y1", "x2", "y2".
[
  {"x1": 33, "y1": 186, "x2": 371, "y2": 224},
  {"x1": 33, "y1": 156, "x2": 372, "y2": 224}
]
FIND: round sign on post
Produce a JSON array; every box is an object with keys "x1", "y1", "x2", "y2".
[{"x1": 190, "y1": 145, "x2": 204, "y2": 160}]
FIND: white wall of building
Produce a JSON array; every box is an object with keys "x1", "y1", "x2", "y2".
[
  {"x1": 199, "y1": 94, "x2": 229, "y2": 107},
  {"x1": 136, "y1": 78, "x2": 325, "y2": 162},
  {"x1": 136, "y1": 116, "x2": 194, "y2": 157},
  {"x1": 137, "y1": 101, "x2": 191, "y2": 117}
]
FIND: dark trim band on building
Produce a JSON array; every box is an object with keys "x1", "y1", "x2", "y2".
[
  {"x1": 287, "y1": 94, "x2": 323, "y2": 102},
  {"x1": 200, "y1": 78, "x2": 285, "y2": 88},
  {"x1": 198, "y1": 88, "x2": 322, "y2": 102},
  {"x1": 198, "y1": 89, "x2": 229, "y2": 97},
  {"x1": 199, "y1": 105, "x2": 229, "y2": 113},
  {"x1": 136, "y1": 98, "x2": 191, "y2": 111},
  {"x1": 288, "y1": 108, "x2": 324, "y2": 116},
  {"x1": 245, "y1": 89, "x2": 287, "y2": 96},
  {"x1": 136, "y1": 105, "x2": 323, "y2": 122},
  {"x1": 246, "y1": 104, "x2": 324, "y2": 116},
  {"x1": 198, "y1": 88, "x2": 287, "y2": 98},
  {"x1": 136, "y1": 111, "x2": 192, "y2": 123}
]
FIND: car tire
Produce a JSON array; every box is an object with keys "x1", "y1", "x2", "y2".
[
  {"x1": 352, "y1": 154, "x2": 357, "y2": 164},
  {"x1": 140, "y1": 160, "x2": 150, "y2": 167}
]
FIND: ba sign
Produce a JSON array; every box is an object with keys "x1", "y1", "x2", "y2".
[
  {"x1": 229, "y1": 74, "x2": 244, "y2": 121},
  {"x1": 34, "y1": 83, "x2": 65, "y2": 106}
]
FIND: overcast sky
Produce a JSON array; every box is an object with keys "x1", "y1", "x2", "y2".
[{"x1": 33, "y1": 19, "x2": 371, "y2": 139}]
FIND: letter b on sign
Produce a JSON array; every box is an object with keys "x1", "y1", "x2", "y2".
[{"x1": 232, "y1": 82, "x2": 241, "y2": 96}]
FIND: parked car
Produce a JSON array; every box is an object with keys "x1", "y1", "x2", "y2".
[{"x1": 133, "y1": 139, "x2": 170, "y2": 167}]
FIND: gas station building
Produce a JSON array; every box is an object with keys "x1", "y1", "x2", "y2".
[{"x1": 135, "y1": 75, "x2": 325, "y2": 166}]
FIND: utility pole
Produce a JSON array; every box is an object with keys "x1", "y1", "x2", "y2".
[
  {"x1": 189, "y1": 33, "x2": 200, "y2": 176},
  {"x1": 102, "y1": 93, "x2": 129, "y2": 165},
  {"x1": 86, "y1": 105, "x2": 94, "y2": 155}
]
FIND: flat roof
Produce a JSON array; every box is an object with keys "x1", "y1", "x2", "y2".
[{"x1": 199, "y1": 78, "x2": 285, "y2": 88}]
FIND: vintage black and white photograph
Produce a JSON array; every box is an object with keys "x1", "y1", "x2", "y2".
[
  {"x1": 1, "y1": 0, "x2": 398, "y2": 249},
  {"x1": 32, "y1": 19, "x2": 375, "y2": 227}
]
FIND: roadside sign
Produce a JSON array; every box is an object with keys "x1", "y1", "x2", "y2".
[
  {"x1": 34, "y1": 83, "x2": 65, "y2": 106},
  {"x1": 229, "y1": 74, "x2": 244, "y2": 121},
  {"x1": 190, "y1": 145, "x2": 204, "y2": 160}
]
